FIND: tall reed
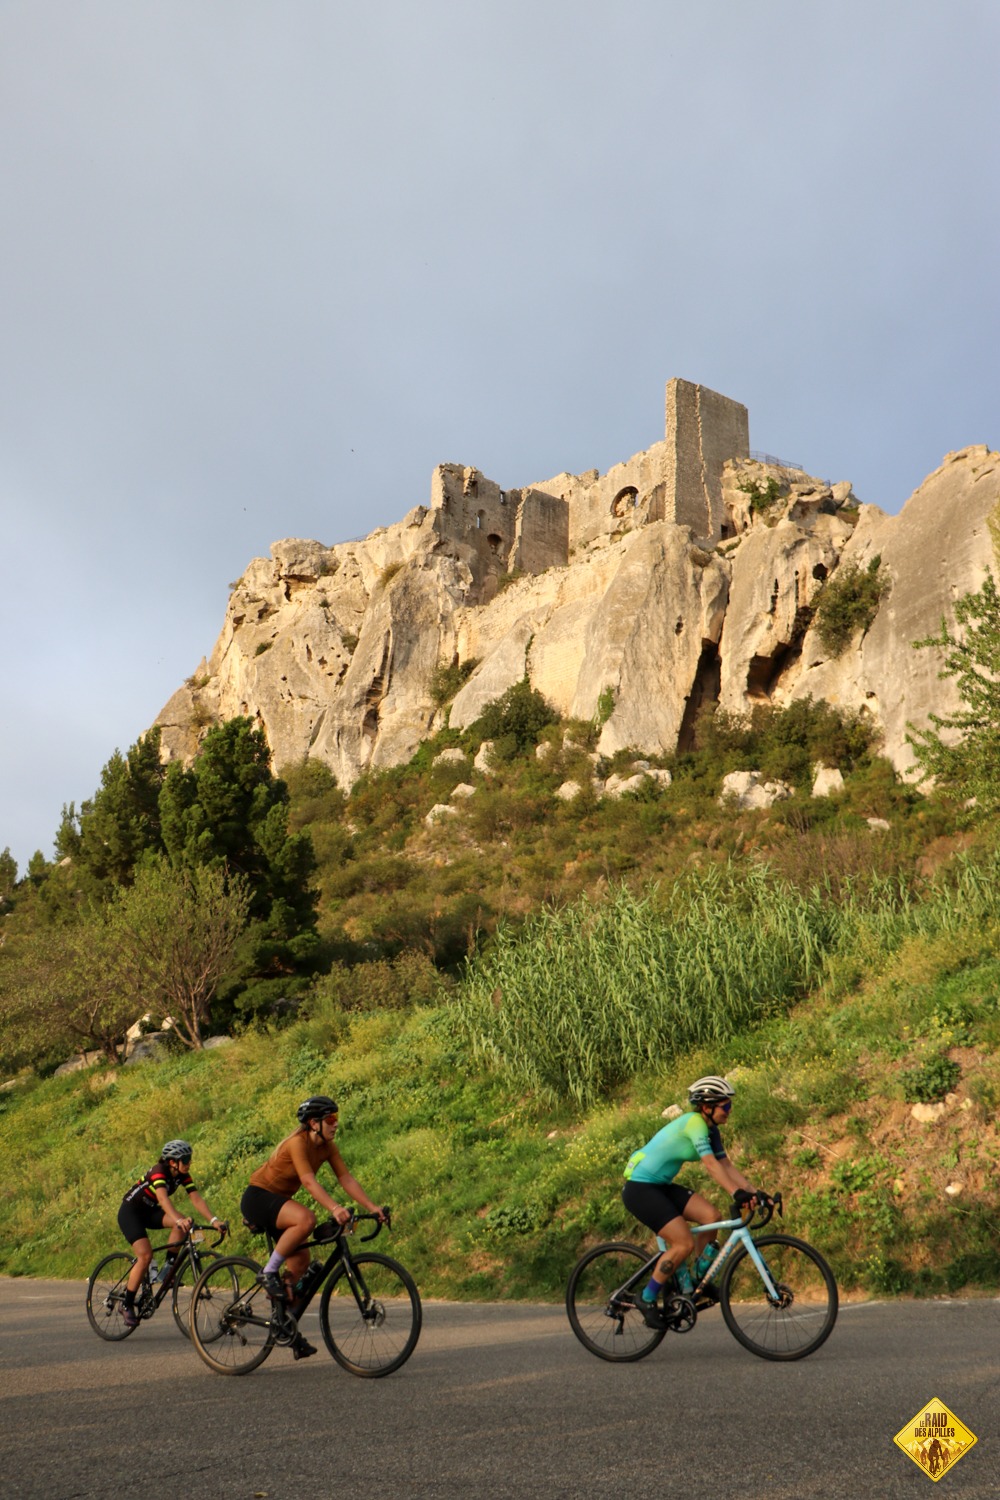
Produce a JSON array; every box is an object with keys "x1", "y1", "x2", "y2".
[{"x1": 456, "y1": 854, "x2": 1000, "y2": 1107}]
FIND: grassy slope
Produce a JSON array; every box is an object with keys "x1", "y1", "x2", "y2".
[
  {"x1": 4, "y1": 713, "x2": 1000, "y2": 1297},
  {"x1": 3, "y1": 909, "x2": 999, "y2": 1298}
]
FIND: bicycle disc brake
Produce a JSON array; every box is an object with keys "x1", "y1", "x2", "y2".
[
  {"x1": 768, "y1": 1281, "x2": 794, "y2": 1310},
  {"x1": 362, "y1": 1298, "x2": 386, "y2": 1328},
  {"x1": 663, "y1": 1294, "x2": 697, "y2": 1333}
]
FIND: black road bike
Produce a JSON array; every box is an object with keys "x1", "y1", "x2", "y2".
[
  {"x1": 86, "y1": 1225, "x2": 230, "y2": 1342},
  {"x1": 189, "y1": 1209, "x2": 421, "y2": 1378}
]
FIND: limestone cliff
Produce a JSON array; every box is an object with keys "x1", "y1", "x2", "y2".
[{"x1": 155, "y1": 379, "x2": 1000, "y2": 784}]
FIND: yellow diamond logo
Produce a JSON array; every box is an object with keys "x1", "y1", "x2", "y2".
[{"x1": 893, "y1": 1397, "x2": 977, "y2": 1481}]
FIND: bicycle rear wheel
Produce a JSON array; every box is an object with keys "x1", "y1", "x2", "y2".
[
  {"x1": 719, "y1": 1233, "x2": 838, "y2": 1360},
  {"x1": 86, "y1": 1253, "x2": 137, "y2": 1341},
  {"x1": 565, "y1": 1243, "x2": 665, "y2": 1362},
  {"x1": 189, "y1": 1256, "x2": 276, "y2": 1375},
  {"x1": 319, "y1": 1252, "x2": 421, "y2": 1377},
  {"x1": 172, "y1": 1251, "x2": 226, "y2": 1339}
]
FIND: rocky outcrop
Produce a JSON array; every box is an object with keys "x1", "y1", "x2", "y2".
[{"x1": 155, "y1": 378, "x2": 1000, "y2": 791}]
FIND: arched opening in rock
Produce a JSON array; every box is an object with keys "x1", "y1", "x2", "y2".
[{"x1": 487, "y1": 533, "x2": 502, "y2": 554}]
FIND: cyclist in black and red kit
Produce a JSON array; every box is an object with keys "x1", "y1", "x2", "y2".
[{"x1": 117, "y1": 1139, "x2": 227, "y2": 1328}]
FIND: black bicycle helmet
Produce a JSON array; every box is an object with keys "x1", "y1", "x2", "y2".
[
  {"x1": 161, "y1": 1139, "x2": 194, "y2": 1161},
  {"x1": 296, "y1": 1095, "x2": 338, "y2": 1124}
]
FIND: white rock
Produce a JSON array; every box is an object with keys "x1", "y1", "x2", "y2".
[
  {"x1": 944, "y1": 1182, "x2": 963, "y2": 1197},
  {"x1": 433, "y1": 747, "x2": 468, "y2": 767},
  {"x1": 660, "y1": 1104, "x2": 683, "y2": 1120},
  {"x1": 425, "y1": 803, "x2": 458, "y2": 826},
  {"x1": 719, "y1": 770, "x2": 792, "y2": 809},
  {"x1": 867, "y1": 817, "x2": 891, "y2": 831},
  {"x1": 450, "y1": 782, "x2": 476, "y2": 800},
  {"x1": 556, "y1": 780, "x2": 584, "y2": 801},
  {"x1": 812, "y1": 765, "x2": 845, "y2": 797},
  {"x1": 604, "y1": 772, "x2": 649, "y2": 799},
  {"x1": 474, "y1": 741, "x2": 495, "y2": 773},
  {"x1": 203, "y1": 1035, "x2": 234, "y2": 1050},
  {"x1": 910, "y1": 1101, "x2": 949, "y2": 1123}
]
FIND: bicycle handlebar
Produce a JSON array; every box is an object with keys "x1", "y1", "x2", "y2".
[
  {"x1": 313, "y1": 1207, "x2": 392, "y2": 1246},
  {"x1": 731, "y1": 1191, "x2": 782, "y2": 1228}
]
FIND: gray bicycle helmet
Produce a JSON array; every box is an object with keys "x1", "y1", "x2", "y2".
[
  {"x1": 688, "y1": 1076, "x2": 735, "y2": 1106},
  {"x1": 161, "y1": 1139, "x2": 194, "y2": 1161},
  {"x1": 296, "y1": 1094, "x2": 338, "y2": 1124}
]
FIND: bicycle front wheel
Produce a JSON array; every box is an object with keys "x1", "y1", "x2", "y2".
[
  {"x1": 189, "y1": 1256, "x2": 276, "y2": 1375},
  {"x1": 566, "y1": 1242, "x2": 665, "y2": 1362},
  {"x1": 319, "y1": 1252, "x2": 421, "y2": 1377},
  {"x1": 86, "y1": 1253, "x2": 137, "y2": 1341},
  {"x1": 719, "y1": 1233, "x2": 838, "y2": 1360},
  {"x1": 172, "y1": 1251, "x2": 226, "y2": 1339}
]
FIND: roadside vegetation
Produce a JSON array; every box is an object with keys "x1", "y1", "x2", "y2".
[{"x1": 3, "y1": 565, "x2": 1000, "y2": 1298}]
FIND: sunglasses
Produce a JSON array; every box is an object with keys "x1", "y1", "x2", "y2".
[{"x1": 714, "y1": 1100, "x2": 732, "y2": 1114}]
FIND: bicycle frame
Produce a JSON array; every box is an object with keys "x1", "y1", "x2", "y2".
[
  {"x1": 637, "y1": 1201, "x2": 783, "y2": 1304},
  {"x1": 239, "y1": 1212, "x2": 387, "y2": 1330}
]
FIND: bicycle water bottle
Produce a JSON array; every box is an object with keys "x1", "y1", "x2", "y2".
[
  {"x1": 694, "y1": 1243, "x2": 719, "y2": 1280},
  {"x1": 293, "y1": 1261, "x2": 325, "y2": 1300},
  {"x1": 148, "y1": 1259, "x2": 160, "y2": 1283},
  {"x1": 674, "y1": 1262, "x2": 695, "y2": 1296}
]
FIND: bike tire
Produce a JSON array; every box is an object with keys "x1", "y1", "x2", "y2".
[
  {"x1": 565, "y1": 1242, "x2": 666, "y2": 1362},
  {"x1": 86, "y1": 1252, "x2": 139, "y2": 1341},
  {"x1": 171, "y1": 1250, "x2": 225, "y2": 1339},
  {"x1": 189, "y1": 1255, "x2": 277, "y2": 1375},
  {"x1": 719, "y1": 1233, "x2": 838, "y2": 1361},
  {"x1": 318, "y1": 1252, "x2": 421, "y2": 1377}
]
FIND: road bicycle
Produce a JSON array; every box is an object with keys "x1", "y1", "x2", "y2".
[
  {"x1": 188, "y1": 1208, "x2": 421, "y2": 1378},
  {"x1": 86, "y1": 1224, "x2": 230, "y2": 1341},
  {"x1": 566, "y1": 1194, "x2": 837, "y2": 1363}
]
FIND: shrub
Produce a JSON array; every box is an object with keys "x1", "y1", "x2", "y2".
[
  {"x1": 470, "y1": 678, "x2": 558, "y2": 753},
  {"x1": 814, "y1": 556, "x2": 885, "y2": 657},
  {"x1": 737, "y1": 475, "x2": 783, "y2": 515},
  {"x1": 254, "y1": 641, "x2": 273, "y2": 656},
  {"x1": 430, "y1": 658, "x2": 479, "y2": 709},
  {"x1": 899, "y1": 1055, "x2": 961, "y2": 1103}
]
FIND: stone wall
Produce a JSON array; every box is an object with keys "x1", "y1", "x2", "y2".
[{"x1": 664, "y1": 377, "x2": 750, "y2": 540}]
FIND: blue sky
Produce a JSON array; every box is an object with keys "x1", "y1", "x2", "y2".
[{"x1": 1, "y1": 1, "x2": 997, "y2": 870}]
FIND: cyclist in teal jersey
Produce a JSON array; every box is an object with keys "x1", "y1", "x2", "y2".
[{"x1": 622, "y1": 1075, "x2": 765, "y2": 1323}]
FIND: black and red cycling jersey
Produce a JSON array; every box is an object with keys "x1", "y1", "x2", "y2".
[{"x1": 122, "y1": 1161, "x2": 197, "y2": 1209}]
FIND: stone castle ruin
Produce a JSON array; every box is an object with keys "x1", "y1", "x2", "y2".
[{"x1": 156, "y1": 377, "x2": 1000, "y2": 794}]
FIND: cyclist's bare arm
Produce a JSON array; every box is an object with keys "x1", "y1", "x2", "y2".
[
  {"x1": 154, "y1": 1185, "x2": 191, "y2": 1230},
  {"x1": 334, "y1": 1166, "x2": 386, "y2": 1220},
  {"x1": 701, "y1": 1154, "x2": 756, "y2": 1200}
]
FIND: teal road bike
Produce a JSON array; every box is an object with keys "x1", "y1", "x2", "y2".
[{"x1": 566, "y1": 1194, "x2": 838, "y2": 1363}]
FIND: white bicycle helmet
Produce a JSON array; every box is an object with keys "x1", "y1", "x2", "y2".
[{"x1": 687, "y1": 1076, "x2": 735, "y2": 1106}]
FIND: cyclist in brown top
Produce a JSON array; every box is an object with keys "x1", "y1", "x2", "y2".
[{"x1": 241, "y1": 1094, "x2": 386, "y2": 1358}]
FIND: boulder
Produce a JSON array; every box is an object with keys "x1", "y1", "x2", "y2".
[
  {"x1": 812, "y1": 766, "x2": 845, "y2": 797},
  {"x1": 719, "y1": 771, "x2": 792, "y2": 809}
]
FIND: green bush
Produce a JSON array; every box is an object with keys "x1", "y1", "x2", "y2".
[
  {"x1": 899, "y1": 1055, "x2": 961, "y2": 1103},
  {"x1": 470, "y1": 678, "x2": 558, "y2": 752},
  {"x1": 814, "y1": 556, "x2": 885, "y2": 657}
]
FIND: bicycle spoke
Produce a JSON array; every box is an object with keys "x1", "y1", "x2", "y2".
[
  {"x1": 320, "y1": 1253, "x2": 421, "y2": 1377},
  {"x1": 566, "y1": 1243, "x2": 665, "y2": 1362},
  {"x1": 720, "y1": 1234, "x2": 838, "y2": 1361},
  {"x1": 86, "y1": 1253, "x2": 137, "y2": 1342},
  {"x1": 190, "y1": 1257, "x2": 276, "y2": 1375}
]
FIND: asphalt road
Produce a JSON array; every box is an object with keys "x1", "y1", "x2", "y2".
[{"x1": 3, "y1": 1279, "x2": 999, "y2": 1500}]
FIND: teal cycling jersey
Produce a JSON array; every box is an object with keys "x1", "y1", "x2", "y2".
[{"x1": 624, "y1": 1111, "x2": 727, "y2": 1185}]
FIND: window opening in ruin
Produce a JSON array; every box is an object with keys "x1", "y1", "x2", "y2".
[
  {"x1": 476, "y1": 511, "x2": 484, "y2": 530},
  {"x1": 611, "y1": 486, "x2": 639, "y2": 518},
  {"x1": 487, "y1": 533, "x2": 502, "y2": 554},
  {"x1": 499, "y1": 491, "x2": 507, "y2": 505},
  {"x1": 812, "y1": 562, "x2": 828, "y2": 581}
]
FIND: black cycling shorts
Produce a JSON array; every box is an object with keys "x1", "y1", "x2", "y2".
[
  {"x1": 118, "y1": 1199, "x2": 167, "y2": 1246},
  {"x1": 241, "y1": 1184, "x2": 290, "y2": 1238},
  {"x1": 622, "y1": 1179, "x2": 694, "y2": 1233}
]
